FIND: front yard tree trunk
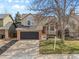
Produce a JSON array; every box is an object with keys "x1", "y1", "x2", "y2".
[
  {"x1": 60, "y1": 19, "x2": 65, "y2": 43},
  {"x1": 53, "y1": 36, "x2": 56, "y2": 51},
  {"x1": 61, "y1": 29, "x2": 65, "y2": 43}
]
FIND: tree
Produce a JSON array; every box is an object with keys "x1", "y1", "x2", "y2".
[
  {"x1": 31, "y1": 0, "x2": 79, "y2": 43},
  {"x1": 15, "y1": 12, "x2": 21, "y2": 23}
]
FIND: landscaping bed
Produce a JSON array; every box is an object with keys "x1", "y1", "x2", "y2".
[{"x1": 39, "y1": 39, "x2": 79, "y2": 54}]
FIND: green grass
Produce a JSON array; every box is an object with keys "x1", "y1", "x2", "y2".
[{"x1": 39, "y1": 39, "x2": 79, "y2": 54}]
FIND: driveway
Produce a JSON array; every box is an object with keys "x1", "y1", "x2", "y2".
[
  {"x1": 0, "y1": 40, "x2": 39, "y2": 59},
  {"x1": 0, "y1": 40, "x2": 79, "y2": 59}
]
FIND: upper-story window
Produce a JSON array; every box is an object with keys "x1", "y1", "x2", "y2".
[{"x1": 27, "y1": 20, "x2": 32, "y2": 26}]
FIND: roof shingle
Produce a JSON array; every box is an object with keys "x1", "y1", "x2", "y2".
[{"x1": 0, "y1": 14, "x2": 10, "y2": 20}]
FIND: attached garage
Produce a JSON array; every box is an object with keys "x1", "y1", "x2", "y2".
[
  {"x1": 20, "y1": 32, "x2": 39, "y2": 39},
  {"x1": 16, "y1": 27, "x2": 43, "y2": 40}
]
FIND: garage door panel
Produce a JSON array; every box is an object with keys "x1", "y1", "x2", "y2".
[{"x1": 20, "y1": 32, "x2": 39, "y2": 39}]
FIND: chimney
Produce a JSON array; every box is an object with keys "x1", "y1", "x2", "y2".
[
  {"x1": 70, "y1": 0, "x2": 75, "y2": 16},
  {"x1": 70, "y1": 9, "x2": 75, "y2": 16}
]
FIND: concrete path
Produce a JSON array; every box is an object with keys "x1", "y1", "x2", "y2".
[{"x1": 0, "y1": 40, "x2": 79, "y2": 59}]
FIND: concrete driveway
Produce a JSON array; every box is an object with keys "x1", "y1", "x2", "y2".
[
  {"x1": 0, "y1": 40, "x2": 79, "y2": 59},
  {"x1": 0, "y1": 40, "x2": 39, "y2": 59}
]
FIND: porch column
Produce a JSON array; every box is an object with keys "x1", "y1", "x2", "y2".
[
  {"x1": 45, "y1": 25, "x2": 48, "y2": 35},
  {"x1": 39, "y1": 30, "x2": 42, "y2": 40},
  {"x1": 5, "y1": 29, "x2": 9, "y2": 40},
  {"x1": 17, "y1": 30, "x2": 20, "y2": 40},
  {"x1": 45, "y1": 25, "x2": 48, "y2": 39}
]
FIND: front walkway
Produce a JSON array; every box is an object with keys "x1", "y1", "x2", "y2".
[{"x1": 0, "y1": 40, "x2": 79, "y2": 59}]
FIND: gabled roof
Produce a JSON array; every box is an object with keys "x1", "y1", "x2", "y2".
[
  {"x1": 20, "y1": 13, "x2": 55, "y2": 27},
  {"x1": 20, "y1": 13, "x2": 45, "y2": 23},
  {"x1": 20, "y1": 14, "x2": 29, "y2": 19},
  {"x1": 0, "y1": 14, "x2": 9, "y2": 19},
  {"x1": 21, "y1": 13, "x2": 54, "y2": 20},
  {"x1": 0, "y1": 14, "x2": 13, "y2": 20},
  {"x1": 0, "y1": 22, "x2": 13, "y2": 30}
]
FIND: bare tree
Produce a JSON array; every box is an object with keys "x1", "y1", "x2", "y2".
[{"x1": 30, "y1": 0, "x2": 79, "y2": 43}]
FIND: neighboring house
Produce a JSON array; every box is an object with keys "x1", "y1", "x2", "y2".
[
  {"x1": 16, "y1": 13, "x2": 55, "y2": 40},
  {"x1": 0, "y1": 14, "x2": 15, "y2": 40},
  {"x1": 65, "y1": 15, "x2": 79, "y2": 38}
]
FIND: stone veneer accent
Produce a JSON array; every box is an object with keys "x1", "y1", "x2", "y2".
[
  {"x1": 5, "y1": 30, "x2": 10, "y2": 40},
  {"x1": 17, "y1": 30, "x2": 20, "y2": 40},
  {"x1": 0, "y1": 29, "x2": 10, "y2": 40}
]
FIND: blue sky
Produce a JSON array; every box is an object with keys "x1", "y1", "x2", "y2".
[
  {"x1": 0, "y1": 0, "x2": 79, "y2": 17},
  {"x1": 0, "y1": 0, "x2": 37, "y2": 17}
]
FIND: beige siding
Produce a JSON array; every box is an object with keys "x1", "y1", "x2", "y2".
[
  {"x1": 3, "y1": 15, "x2": 13, "y2": 26},
  {"x1": 21, "y1": 15, "x2": 37, "y2": 26},
  {"x1": 0, "y1": 20, "x2": 3, "y2": 27}
]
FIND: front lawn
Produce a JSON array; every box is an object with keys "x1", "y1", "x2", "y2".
[{"x1": 39, "y1": 39, "x2": 79, "y2": 54}]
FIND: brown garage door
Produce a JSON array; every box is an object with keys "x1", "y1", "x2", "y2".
[{"x1": 20, "y1": 32, "x2": 39, "y2": 39}]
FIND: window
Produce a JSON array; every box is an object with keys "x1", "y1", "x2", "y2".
[
  {"x1": 27, "y1": 20, "x2": 31, "y2": 26},
  {"x1": 50, "y1": 26, "x2": 54, "y2": 31}
]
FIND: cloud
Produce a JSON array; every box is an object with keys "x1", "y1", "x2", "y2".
[
  {"x1": 12, "y1": 4, "x2": 26, "y2": 10},
  {"x1": 15, "y1": 0, "x2": 20, "y2": 3},
  {"x1": 25, "y1": 0, "x2": 30, "y2": 3},
  {"x1": 8, "y1": 0, "x2": 12, "y2": 2},
  {"x1": 0, "y1": 4, "x2": 6, "y2": 13},
  {"x1": 0, "y1": 4, "x2": 4, "y2": 9},
  {"x1": 7, "y1": 0, "x2": 30, "y2": 3}
]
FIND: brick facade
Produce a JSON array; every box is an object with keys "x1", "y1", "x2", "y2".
[{"x1": 0, "y1": 30, "x2": 5, "y2": 35}]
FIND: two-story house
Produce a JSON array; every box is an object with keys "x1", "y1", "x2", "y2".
[{"x1": 16, "y1": 13, "x2": 55, "y2": 40}]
